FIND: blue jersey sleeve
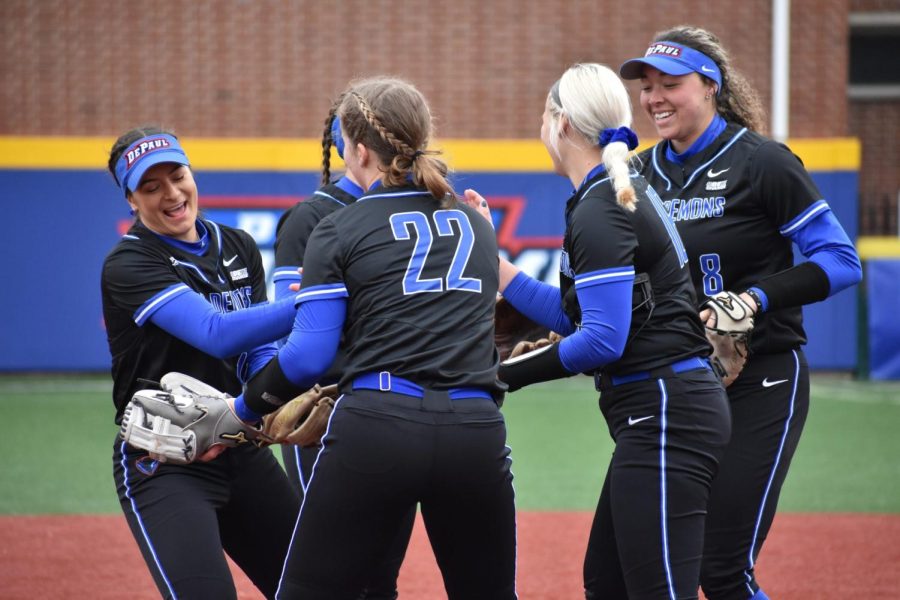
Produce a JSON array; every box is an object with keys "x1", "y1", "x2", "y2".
[
  {"x1": 502, "y1": 271, "x2": 575, "y2": 335},
  {"x1": 785, "y1": 202, "x2": 862, "y2": 296},
  {"x1": 558, "y1": 275, "x2": 633, "y2": 373},
  {"x1": 277, "y1": 297, "x2": 347, "y2": 388},
  {"x1": 149, "y1": 291, "x2": 296, "y2": 359}
]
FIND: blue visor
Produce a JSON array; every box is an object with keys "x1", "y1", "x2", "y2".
[
  {"x1": 115, "y1": 134, "x2": 190, "y2": 192},
  {"x1": 619, "y1": 41, "x2": 722, "y2": 93}
]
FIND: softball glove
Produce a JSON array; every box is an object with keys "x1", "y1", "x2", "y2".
[
  {"x1": 262, "y1": 384, "x2": 338, "y2": 447},
  {"x1": 494, "y1": 297, "x2": 551, "y2": 362},
  {"x1": 702, "y1": 291, "x2": 755, "y2": 387},
  {"x1": 119, "y1": 372, "x2": 267, "y2": 464}
]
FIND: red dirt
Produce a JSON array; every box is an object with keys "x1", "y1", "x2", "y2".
[{"x1": 1, "y1": 512, "x2": 897, "y2": 599}]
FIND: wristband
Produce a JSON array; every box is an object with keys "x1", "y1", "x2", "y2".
[{"x1": 743, "y1": 288, "x2": 766, "y2": 314}]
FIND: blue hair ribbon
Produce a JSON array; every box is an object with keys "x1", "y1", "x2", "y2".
[{"x1": 599, "y1": 126, "x2": 639, "y2": 150}]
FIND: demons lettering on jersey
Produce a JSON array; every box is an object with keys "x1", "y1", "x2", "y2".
[
  {"x1": 208, "y1": 286, "x2": 253, "y2": 313},
  {"x1": 125, "y1": 138, "x2": 171, "y2": 168},
  {"x1": 663, "y1": 197, "x2": 726, "y2": 222}
]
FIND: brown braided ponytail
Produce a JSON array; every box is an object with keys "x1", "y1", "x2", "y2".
[{"x1": 338, "y1": 78, "x2": 454, "y2": 206}]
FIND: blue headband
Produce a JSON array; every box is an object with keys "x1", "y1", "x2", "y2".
[
  {"x1": 114, "y1": 134, "x2": 190, "y2": 192},
  {"x1": 619, "y1": 41, "x2": 722, "y2": 94},
  {"x1": 599, "y1": 126, "x2": 639, "y2": 150},
  {"x1": 331, "y1": 116, "x2": 345, "y2": 159}
]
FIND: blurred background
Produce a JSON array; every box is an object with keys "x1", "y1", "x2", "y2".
[{"x1": 0, "y1": 0, "x2": 898, "y2": 377}]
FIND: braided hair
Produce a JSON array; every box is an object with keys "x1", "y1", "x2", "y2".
[{"x1": 337, "y1": 77, "x2": 454, "y2": 207}]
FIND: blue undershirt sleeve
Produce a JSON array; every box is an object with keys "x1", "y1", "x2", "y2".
[
  {"x1": 149, "y1": 292, "x2": 297, "y2": 358},
  {"x1": 557, "y1": 278, "x2": 633, "y2": 373},
  {"x1": 787, "y1": 208, "x2": 862, "y2": 296},
  {"x1": 277, "y1": 297, "x2": 347, "y2": 388},
  {"x1": 246, "y1": 344, "x2": 277, "y2": 379},
  {"x1": 502, "y1": 271, "x2": 575, "y2": 335}
]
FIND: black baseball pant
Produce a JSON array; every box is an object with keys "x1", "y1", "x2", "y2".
[
  {"x1": 275, "y1": 389, "x2": 517, "y2": 600},
  {"x1": 584, "y1": 366, "x2": 731, "y2": 599},
  {"x1": 280, "y1": 444, "x2": 415, "y2": 600},
  {"x1": 700, "y1": 349, "x2": 810, "y2": 600},
  {"x1": 114, "y1": 440, "x2": 300, "y2": 599}
]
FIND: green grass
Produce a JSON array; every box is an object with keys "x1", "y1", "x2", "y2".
[{"x1": 1, "y1": 374, "x2": 898, "y2": 515}]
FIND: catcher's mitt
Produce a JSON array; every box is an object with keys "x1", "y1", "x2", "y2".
[
  {"x1": 494, "y1": 297, "x2": 551, "y2": 361},
  {"x1": 702, "y1": 291, "x2": 755, "y2": 387},
  {"x1": 119, "y1": 372, "x2": 267, "y2": 464},
  {"x1": 262, "y1": 384, "x2": 338, "y2": 447}
]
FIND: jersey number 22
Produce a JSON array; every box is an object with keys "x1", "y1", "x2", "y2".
[{"x1": 390, "y1": 209, "x2": 482, "y2": 295}]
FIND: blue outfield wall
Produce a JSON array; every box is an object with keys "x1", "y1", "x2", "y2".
[{"x1": 0, "y1": 166, "x2": 858, "y2": 371}]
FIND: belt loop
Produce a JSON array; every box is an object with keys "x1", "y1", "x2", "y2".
[{"x1": 379, "y1": 371, "x2": 391, "y2": 391}]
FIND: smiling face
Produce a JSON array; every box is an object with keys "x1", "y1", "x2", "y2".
[
  {"x1": 127, "y1": 162, "x2": 199, "y2": 241},
  {"x1": 639, "y1": 65, "x2": 717, "y2": 153}
]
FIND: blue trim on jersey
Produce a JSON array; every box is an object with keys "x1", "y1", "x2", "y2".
[
  {"x1": 272, "y1": 266, "x2": 302, "y2": 282},
  {"x1": 651, "y1": 145, "x2": 674, "y2": 192},
  {"x1": 118, "y1": 441, "x2": 179, "y2": 599},
  {"x1": 334, "y1": 175, "x2": 364, "y2": 198},
  {"x1": 664, "y1": 115, "x2": 727, "y2": 165},
  {"x1": 149, "y1": 293, "x2": 296, "y2": 359},
  {"x1": 294, "y1": 283, "x2": 349, "y2": 305},
  {"x1": 169, "y1": 257, "x2": 213, "y2": 285},
  {"x1": 744, "y1": 351, "x2": 800, "y2": 596},
  {"x1": 207, "y1": 221, "x2": 223, "y2": 256},
  {"x1": 657, "y1": 380, "x2": 677, "y2": 600},
  {"x1": 747, "y1": 286, "x2": 770, "y2": 312},
  {"x1": 558, "y1": 277, "x2": 633, "y2": 373},
  {"x1": 780, "y1": 200, "x2": 829, "y2": 235},
  {"x1": 123, "y1": 233, "x2": 139, "y2": 240},
  {"x1": 784, "y1": 205, "x2": 862, "y2": 295},
  {"x1": 681, "y1": 128, "x2": 748, "y2": 190},
  {"x1": 749, "y1": 589, "x2": 770, "y2": 600},
  {"x1": 279, "y1": 297, "x2": 347, "y2": 388},
  {"x1": 574, "y1": 266, "x2": 636, "y2": 288},
  {"x1": 577, "y1": 163, "x2": 608, "y2": 192},
  {"x1": 503, "y1": 271, "x2": 575, "y2": 336},
  {"x1": 312, "y1": 190, "x2": 346, "y2": 205},
  {"x1": 134, "y1": 284, "x2": 191, "y2": 325},
  {"x1": 358, "y1": 189, "x2": 431, "y2": 202}
]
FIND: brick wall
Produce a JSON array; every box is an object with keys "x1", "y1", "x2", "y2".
[
  {"x1": 0, "y1": 0, "x2": 848, "y2": 140},
  {"x1": 3, "y1": 0, "x2": 893, "y2": 233}
]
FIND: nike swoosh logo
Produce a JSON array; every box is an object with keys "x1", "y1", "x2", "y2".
[
  {"x1": 627, "y1": 415, "x2": 654, "y2": 426},
  {"x1": 762, "y1": 378, "x2": 789, "y2": 388},
  {"x1": 707, "y1": 167, "x2": 730, "y2": 178},
  {"x1": 223, "y1": 255, "x2": 238, "y2": 267},
  {"x1": 701, "y1": 65, "x2": 716, "y2": 73}
]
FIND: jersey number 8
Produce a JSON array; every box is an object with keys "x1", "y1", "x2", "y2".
[{"x1": 390, "y1": 209, "x2": 482, "y2": 295}]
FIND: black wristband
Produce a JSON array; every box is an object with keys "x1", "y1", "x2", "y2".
[
  {"x1": 743, "y1": 288, "x2": 764, "y2": 314},
  {"x1": 498, "y1": 343, "x2": 572, "y2": 392},
  {"x1": 755, "y1": 261, "x2": 830, "y2": 312},
  {"x1": 243, "y1": 357, "x2": 303, "y2": 416}
]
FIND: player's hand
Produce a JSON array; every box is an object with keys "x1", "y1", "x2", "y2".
[
  {"x1": 462, "y1": 189, "x2": 493, "y2": 227},
  {"x1": 288, "y1": 267, "x2": 303, "y2": 292}
]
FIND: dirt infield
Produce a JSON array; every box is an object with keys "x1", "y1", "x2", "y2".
[{"x1": 1, "y1": 512, "x2": 898, "y2": 598}]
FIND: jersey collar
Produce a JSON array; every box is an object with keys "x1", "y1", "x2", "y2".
[{"x1": 664, "y1": 114, "x2": 727, "y2": 165}]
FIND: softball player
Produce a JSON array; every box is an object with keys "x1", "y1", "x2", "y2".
[
  {"x1": 233, "y1": 77, "x2": 516, "y2": 599},
  {"x1": 620, "y1": 26, "x2": 862, "y2": 600},
  {"x1": 272, "y1": 107, "x2": 415, "y2": 600},
  {"x1": 469, "y1": 63, "x2": 732, "y2": 600},
  {"x1": 103, "y1": 127, "x2": 300, "y2": 599}
]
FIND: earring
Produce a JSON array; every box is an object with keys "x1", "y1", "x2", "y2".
[{"x1": 705, "y1": 93, "x2": 712, "y2": 100}]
